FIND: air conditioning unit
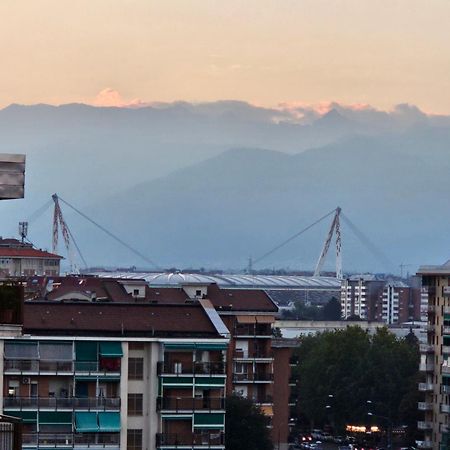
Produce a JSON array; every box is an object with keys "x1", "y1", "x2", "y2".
[{"x1": 21, "y1": 377, "x2": 30, "y2": 385}]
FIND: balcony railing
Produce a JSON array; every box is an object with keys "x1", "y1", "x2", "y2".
[
  {"x1": 157, "y1": 397, "x2": 225, "y2": 411},
  {"x1": 418, "y1": 402, "x2": 433, "y2": 411},
  {"x1": 443, "y1": 326, "x2": 450, "y2": 336},
  {"x1": 442, "y1": 365, "x2": 450, "y2": 374},
  {"x1": 156, "y1": 432, "x2": 224, "y2": 447},
  {"x1": 4, "y1": 360, "x2": 120, "y2": 375},
  {"x1": 4, "y1": 396, "x2": 120, "y2": 411},
  {"x1": 22, "y1": 432, "x2": 120, "y2": 447},
  {"x1": 234, "y1": 325, "x2": 271, "y2": 337},
  {"x1": 233, "y1": 372, "x2": 273, "y2": 382},
  {"x1": 441, "y1": 403, "x2": 450, "y2": 413},
  {"x1": 418, "y1": 382, "x2": 434, "y2": 392},
  {"x1": 416, "y1": 441, "x2": 433, "y2": 449},
  {"x1": 419, "y1": 362, "x2": 434, "y2": 372},
  {"x1": 157, "y1": 361, "x2": 225, "y2": 376},
  {"x1": 417, "y1": 421, "x2": 433, "y2": 430},
  {"x1": 233, "y1": 351, "x2": 273, "y2": 360},
  {"x1": 443, "y1": 385, "x2": 450, "y2": 394}
]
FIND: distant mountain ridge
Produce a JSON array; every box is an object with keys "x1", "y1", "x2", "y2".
[{"x1": 0, "y1": 101, "x2": 449, "y2": 271}]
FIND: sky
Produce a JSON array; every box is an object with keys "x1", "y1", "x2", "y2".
[{"x1": 1, "y1": 0, "x2": 450, "y2": 113}]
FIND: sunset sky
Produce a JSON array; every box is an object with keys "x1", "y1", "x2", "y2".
[{"x1": 1, "y1": 0, "x2": 450, "y2": 113}]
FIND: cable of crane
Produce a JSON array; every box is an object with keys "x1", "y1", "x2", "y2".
[
  {"x1": 340, "y1": 212, "x2": 394, "y2": 272},
  {"x1": 26, "y1": 199, "x2": 54, "y2": 224},
  {"x1": 252, "y1": 207, "x2": 338, "y2": 266},
  {"x1": 64, "y1": 220, "x2": 88, "y2": 269},
  {"x1": 56, "y1": 195, "x2": 160, "y2": 270}
]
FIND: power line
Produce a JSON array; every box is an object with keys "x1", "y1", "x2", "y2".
[
  {"x1": 26, "y1": 199, "x2": 53, "y2": 224},
  {"x1": 252, "y1": 208, "x2": 337, "y2": 266},
  {"x1": 56, "y1": 195, "x2": 160, "y2": 270}
]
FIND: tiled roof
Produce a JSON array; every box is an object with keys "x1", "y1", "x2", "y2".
[
  {"x1": 206, "y1": 284, "x2": 278, "y2": 312},
  {"x1": 45, "y1": 277, "x2": 131, "y2": 302},
  {"x1": 145, "y1": 286, "x2": 189, "y2": 303},
  {"x1": 0, "y1": 248, "x2": 62, "y2": 259},
  {"x1": 23, "y1": 302, "x2": 220, "y2": 337}
]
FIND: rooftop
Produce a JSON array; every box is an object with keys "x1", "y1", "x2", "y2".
[
  {"x1": 23, "y1": 302, "x2": 224, "y2": 338},
  {"x1": 88, "y1": 271, "x2": 341, "y2": 290}
]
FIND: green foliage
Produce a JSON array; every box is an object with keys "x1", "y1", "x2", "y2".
[
  {"x1": 322, "y1": 297, "x2": 342, "y2": 320},
  {"x1": 291, "y1": 326, "x2": 420, "y2": 435},
  {"x1": 225, "y1": 395, "x2": 273, "y2": 450}
]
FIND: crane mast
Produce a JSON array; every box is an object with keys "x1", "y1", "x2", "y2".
[
  {"x1": 52, "y1": 194, "x2": 78, "y2": 274},
  {"x1": 313, "y1": 207, "x2": 342, "y2": 279}
]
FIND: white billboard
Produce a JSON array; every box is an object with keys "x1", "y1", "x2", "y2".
[{"x1": 0, "y1": 154, "x2": 25, "y2": 199}]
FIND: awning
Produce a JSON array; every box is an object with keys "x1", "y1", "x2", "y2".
[
  {"x1": 162, "y1": 415, "x2": 193, "y2": 420},
  {"x1": 260, "y1": 405, "x2": 274, "y2": 416},
  {"x1": 75, "y1": 412, "x2": 98, "y2": 432},
  {"x1": 99, "y1": 342, "x2": 123, "y2": 358},
  {"x1": 39, "y1": 412, "x2": 72, "y2": 425},
  {"x1": 193, "y1": 413, "x2": 225, "y2": 428},
  {"x1": 4, "y1": 411, "x2": 37, "y2": 423},
  {"x1": 98, "y1": 412, "x2": 120, "y2": 432},
  {"x1": 236, "y1": 315, "x2": 256, "y2": 324},
  {"x1": 75, "y1": 342, "x2": 98, "y2": 361},
  {"x1": 165, "y1": 343, "x2": 197, "y2": 350},
  {"x1": 195, "y1": 377, "x2": 226, "y2": 387},
  {"x1": 256, "y1": 316, "x2": 275, "y2": 324},
  {"x1": 195, "y1": 343, "x2": 228, "y2": 350}
]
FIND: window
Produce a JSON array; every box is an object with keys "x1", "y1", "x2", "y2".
[
  {"x1": 196, "y1": 289, "x2": 202, "y2": 296},
  {"x1": 133, "y1": 289, "x2": 139, "y2": 296},
  {"x1": 128, "y1": 358, "x2": 144, "y2": 380},
  {"x1": 128, "y1": 394, "x2": 143, "y2": 415},
  {"x1": 127, "y1": 429, "x2": 142, "y2": 450}
]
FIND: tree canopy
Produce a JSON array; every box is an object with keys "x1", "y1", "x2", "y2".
[
  {"x1": 225, "y1": 395, "x2": 273, "y2": 450},
  {"x1": 290, "y1": 326, "x2": 420, "y2": 437}
]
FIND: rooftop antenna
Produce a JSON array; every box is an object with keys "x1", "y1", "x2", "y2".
[{"x1": 18, "y1": 221, "x2": 28, "y2": 244}]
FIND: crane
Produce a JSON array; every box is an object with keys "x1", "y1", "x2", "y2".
[
  {"x1": 52, "y1": 194, "x2": 79, "y2": 274},
  {"x1": 313, "y1": 207, "x2": 342, "y2": 279}
]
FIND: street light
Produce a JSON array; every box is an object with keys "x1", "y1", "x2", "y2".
[{"x1": 366, "y1": 407, "x2": 393, "y2": 450}]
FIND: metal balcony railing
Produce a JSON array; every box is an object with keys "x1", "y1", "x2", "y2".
[
  {"x1": 156, "y1": 432, "x2": 224, "y2": 447},
  {"x1": 157, "y1": 361, "x2": 225, "y2": 376},
  {"x1": 418, "y1": 402, "x2": 433, "y2": 411},
  {"x1": 417, "y1": 421, "x2": 433, "y2": 430},
  {"x1": 418, "y1": 382, "x2": 434, "y2": 392},
  {"x1": 419, "y1": 343, "x2": 434, "y2": 353},
  {"x1": 4, "y1": 360, "x2": 120, "y2": 375},
  {"x1": 233, "y1": 372, "x2": 273, "y2": 382},
  {"x1": 233, "y1": 350, "x2": 273, "y2": 360},
  {"x1": 157, "y1": 397, "x2": 225, "y2": 411},
  {"x1": 4, "y1": 396, "x2": 120, "y2": 411},
  {"x1": 234, "y1": 325, "x2": 272, "y2": 337},
  {"x1": 22, "y1": 432, "x2": 120, "y2": 447}
]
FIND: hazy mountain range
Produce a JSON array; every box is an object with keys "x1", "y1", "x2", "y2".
[{"x1": 0, "y1": 101, "x2": 450, "y2": 273}]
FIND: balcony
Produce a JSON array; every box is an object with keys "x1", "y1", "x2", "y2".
[
  {"x1": 157, "y1": 361, "x2": 226, "y2": 376},
  {"x1": 418, "y1": 402, "x2": 433, "y2": 411},
  {"x1": 233, "y1": 350, "x2": 273, "y2": 362},
  {"x1": 157, "y1": 397, "x2": 225, "y2": 412},
  {"x1": 253, "y1": 396, "x2": 273, "y2": 405},
  {"x1": 4, "y1": 360, "x2": 120, "y2": 376},
  {"x1": 156, "y1": 432, "x2": 224, "y2": 448},
  {"x1": 4, "y1": 359, "x2": 73, "y2": 375},
  {"x1": 234, "y1": 325, "x2": 271, "y2": 338},
  {"x1": 428, "y1": 305, "x2": 436, "y2": 314},
  {"x1": 444, "y1": 326, "x2": 450, "y2": 336},
  {"x1": 22, "y1": 432, "x2": 120, "y2": 449},
  {"x1": 417, "y1": 421, "x2": 433, "y2": 430},
  {"x1": 3, "y1": 397, "x2": 120, "y2": 411},
  {"x1": 419, "y1": 362, "x2": 434, "y2": 372},
  {"x1": 441, "y1": 403, "x2": 450, "y2": 413},
  {"x1": 442, "y1": 365, "x2": 450, "y2": 374},
  {"x1": 442, "y1": 385, "x2": 450, "y2": 394},
  {"x1": 416, "y1": 441, "x2": 433, "y2": 449},
  {"x1": 233, "y1": 372, "x2": 273, "y2": 383},
  {"x1": 418, "y1": 382, "x2": 434, "y2": 392},
  {"x1": 419, "y1": 344, "x2": 434, "y2": 353}
]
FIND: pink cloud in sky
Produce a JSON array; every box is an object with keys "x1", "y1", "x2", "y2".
[{"x1": 91, "y1": 88, "x2": 148, "y2": 108}]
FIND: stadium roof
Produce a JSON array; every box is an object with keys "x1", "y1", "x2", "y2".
[{"x1": 89, "y1": 271, "x2": 341, "y2": 290}]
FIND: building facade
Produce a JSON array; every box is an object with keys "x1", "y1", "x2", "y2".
[
  {"x1": 417, "y1": 263, "x2": 450, "y2": 450},
  {"x1": 0, "y1": 239, "x2": 61, "y2": 277},
  {"x1": 0, "y1": 298, "x2": 229, "y2": 450}
]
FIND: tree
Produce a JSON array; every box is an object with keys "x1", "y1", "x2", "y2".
[
  {"x1": 290, "y1": 326, "x2": 419, "y2": 438},
  {"x1": 225, "y1": 395, "x2": 273, "y2": 450},
  {"x1": 322, "y1": 297, "x2": 342, "y2": 320}
]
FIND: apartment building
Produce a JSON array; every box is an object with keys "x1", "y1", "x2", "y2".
[
  {"x1": 417, "y1": 263, "x2": 450, "y2": 450},
  {"x1": 0, "y1": 238, "x2": 61, "y2": 277},
  {"x1": 0, "y1": 295, "x2": 230, "y2": 450},
  {"x1": 341, "y1": 275, "x2": 424, "y2": 324}
]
